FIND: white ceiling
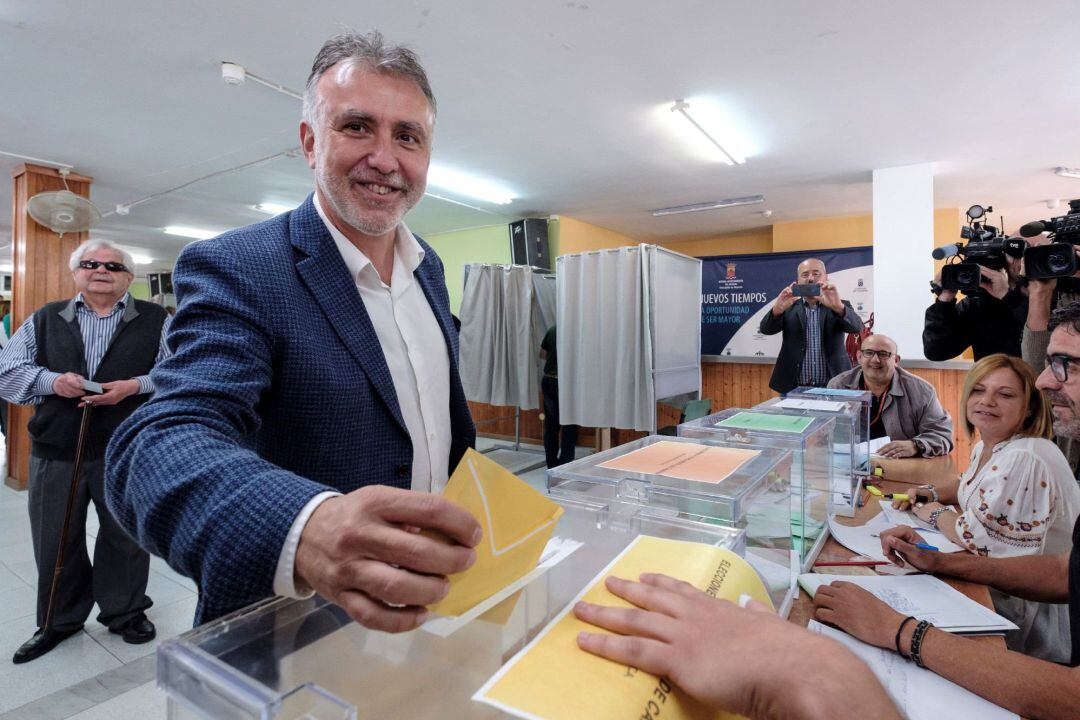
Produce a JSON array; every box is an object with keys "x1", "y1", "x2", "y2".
[{"x1": 3, "y1": 0, "x2": 1080, "y2": 275}]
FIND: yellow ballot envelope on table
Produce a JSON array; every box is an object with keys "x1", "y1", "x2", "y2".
[
  {"x1": 427, "y1": 448, "x2": 563, "y2": 617},
  {"x1": 474, "y1": 536, "x2": 773, "y2": 720}
]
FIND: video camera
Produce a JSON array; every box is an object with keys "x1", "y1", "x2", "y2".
[
  {"x1": 932, "y1": 205, "x2": 1026, "y2": 292},
  {"x1": 1019, "y1": 199, "x2": 1080, "y2": 280}
]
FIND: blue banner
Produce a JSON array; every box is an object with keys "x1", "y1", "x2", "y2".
[{"x1": 699, "y1": 247, "x2": 874, "y2": 357}]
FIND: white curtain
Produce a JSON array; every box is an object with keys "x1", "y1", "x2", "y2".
[
  {"x1": 459, "y1": 264, "x2": 551, "y2": 410},
  {"x1": 558, "y1": 246, "x2": 656, "y2": 432}
]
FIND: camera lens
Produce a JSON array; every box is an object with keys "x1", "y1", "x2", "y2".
[
  {"x1": 1049, "y1": 252, "x2": 1071, "y2": 274},
  {"x1": 955, "y1": 268, "x2": 977, "y2": 286}
]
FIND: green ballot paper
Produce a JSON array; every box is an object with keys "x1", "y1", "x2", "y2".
[{"x1": 714, "y1": 411, "x2": 813, "y2": 433}]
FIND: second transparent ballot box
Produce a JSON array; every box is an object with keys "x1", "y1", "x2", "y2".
[
  {"x1": 546, "y1": 435, "x2": 798, "y2": 616},
  {"x1": 159, "y1": 495, "x2": 747, "y2": 720},
  {"x1": 677, "y1": 408, "x2": 834, "y2": 569},
  {"x1": 788, "y1": 386, "x2": 873, "y2": 474},
  {"x1": 753, "y1": 395, "x2": 867, "y2": 517}
]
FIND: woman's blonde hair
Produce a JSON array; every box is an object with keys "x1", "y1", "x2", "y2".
[{"x1": 960, "y1": 353, "x2": 1052, "y2": 440}]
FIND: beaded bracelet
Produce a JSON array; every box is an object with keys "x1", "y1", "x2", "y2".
[
  {"x1": 927, "y1": 506, "x2": 949, "y2": 530},
  {"x1": 909, "y1": 620, "x2": 934, "y2": 668},
  {"x1": 894, "y1": 615, "x2": 917, "y2": 657}
]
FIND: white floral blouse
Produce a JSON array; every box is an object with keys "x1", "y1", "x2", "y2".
[{"x1": 956, "y1": 435, "x2": 1080, "y2": 558}]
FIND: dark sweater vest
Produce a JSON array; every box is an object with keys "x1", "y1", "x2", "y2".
[{"x1": 29, "y1": 298, "x2": 167, "y2": 460}]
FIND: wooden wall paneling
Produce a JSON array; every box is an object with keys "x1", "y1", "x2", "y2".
[{"x1": 7, "y1": 164, "x2": 88, "y2": 490}]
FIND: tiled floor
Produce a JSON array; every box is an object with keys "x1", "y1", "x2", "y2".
[{"x1": 0, "y1": 435, "x2": 589, "y2": 719}]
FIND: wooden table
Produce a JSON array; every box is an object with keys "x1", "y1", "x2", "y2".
[{"x1": 787, "y1": 457, "x2": 1004, "y2": 650}]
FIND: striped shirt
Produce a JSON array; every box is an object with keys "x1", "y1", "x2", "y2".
[
  {"x1": 0, "y1": 293, "x2": 172, "y2": 405},
  {"x1": 798, "y1": 301, "x2": 828, "y2": 386}
]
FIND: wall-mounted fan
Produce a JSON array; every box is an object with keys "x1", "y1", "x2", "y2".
[{"x1": 26, "y1": 169, "x2": 101, "y2": 237}]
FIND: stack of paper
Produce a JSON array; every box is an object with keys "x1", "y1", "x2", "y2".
[
  {"x1": 799, "y1": 574, "x2": 1018, "y2": 633},
  {"x1": 808, "y1": 622, "x2": 1018, "y2": 719},
  {"x1": 774, "y1": 398, "x2": 847, "y2": 413},
  {"x1": 597, "y1": 440, "x2": 760, "y2": 484},
  {"x1": 714, "y1": 411, "x2": 813, "y2": 434}
]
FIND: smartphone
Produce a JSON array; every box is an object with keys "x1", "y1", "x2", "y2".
[{"x1": 791, "y1": 283, "x2": 822, "y2": 297}]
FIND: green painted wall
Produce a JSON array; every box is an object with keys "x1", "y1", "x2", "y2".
[
  {"x1": 129, "y1": 281, "x2": 150, "y2": 300},
  {"x1": 423, "y1": 224, "x2": 511, "y2": 314}
]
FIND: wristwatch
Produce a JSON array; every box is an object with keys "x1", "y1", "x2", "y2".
[{"x1": 917, "y1": 483, "x2": 940, "y2": 504}]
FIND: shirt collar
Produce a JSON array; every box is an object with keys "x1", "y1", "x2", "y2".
[
  {"x1": 313, "y1": 192, "x2": 425, "y2": 283},
  {"x1": 74, "y1": 292, "x2": 129, "y2": 315}
]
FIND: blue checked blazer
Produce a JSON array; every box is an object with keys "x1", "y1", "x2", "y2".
[{"x1": 105, "y1": 194, "x2": 475, "y2": 625}]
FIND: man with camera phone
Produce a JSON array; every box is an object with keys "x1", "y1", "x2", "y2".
[{"x1": 759, "y1": 258, "x2": 863, "y2": 394}]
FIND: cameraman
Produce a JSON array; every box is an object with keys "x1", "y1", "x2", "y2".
[{"x1": 922, "y1": 260, "x2": 1027, "y2": 361}]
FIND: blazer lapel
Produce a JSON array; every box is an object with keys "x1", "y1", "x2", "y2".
[
  {"x1": 289, "y1": 196, "x2": 408, "y2": 434},
  {"x1": 413, "y1": 241, "x2": 459, "y2": 376}
]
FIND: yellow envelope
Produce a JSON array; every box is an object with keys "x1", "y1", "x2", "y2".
[
  {"x1": 475, "y1": 535, "x2": 773, "y2": 720},
  {"x1": 427, "y1": 448, "x2": 563, "y2": 617}
]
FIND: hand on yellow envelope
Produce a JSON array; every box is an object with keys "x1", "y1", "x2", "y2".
[{"x1": 426, "y1": 449, "x2": 563, "y2": 616}]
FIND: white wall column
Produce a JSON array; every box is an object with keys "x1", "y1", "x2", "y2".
[{"x1": 872, "y1": 163, "x2": 935, "y2": 359}]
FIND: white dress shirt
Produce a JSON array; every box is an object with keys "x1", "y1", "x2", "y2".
[{"x1": 273, "y1": 195, "x2": 452, "y2": 597}]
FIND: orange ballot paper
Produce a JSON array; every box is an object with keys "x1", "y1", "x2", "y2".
[
  {"x1": 474, "y1": 536, "x2": 773, "y2": 719},
  {"x1": 427, "y1": 448, "x2": 563, "y2": 617},
  {"x1": 598, "y1": 440, "x2": 760, "y2": 485}
]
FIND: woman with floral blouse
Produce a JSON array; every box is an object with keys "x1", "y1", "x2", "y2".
[{"x1": 894, "y1": 353, "x2": 1080, "y2": 661}]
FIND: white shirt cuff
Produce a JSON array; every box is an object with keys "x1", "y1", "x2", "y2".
[{"x1": 273, "y1": 491, "x2": 341, "y2": 599}]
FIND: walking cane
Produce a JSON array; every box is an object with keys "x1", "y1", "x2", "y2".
[{"x1": 41, "y1": 401, "x2": 93, "y2": 638}]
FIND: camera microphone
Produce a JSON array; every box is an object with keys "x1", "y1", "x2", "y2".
[
  {"x1": 1020, "y1": 220, "x2": 1048, "y2": 238},
  {"x1": 932, "y1": 243, "x2": 963, "y2": 260}
]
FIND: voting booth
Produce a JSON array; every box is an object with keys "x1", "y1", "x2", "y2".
[
  {"x1": 158, "y1": 495, "x2": 748, "y2": 719},
  {"x1": 546, "y1": 435, "x2": 798, "y2": 615},
  {"x1": 677, "y1": 409, "x2": 835, "y2": 570},
  {"x1": 753, "y1": 394, "x2": 870, "y2": 518}
]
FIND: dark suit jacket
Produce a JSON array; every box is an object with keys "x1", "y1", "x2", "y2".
[
  {"x1": 758, "y1": 299, "x2": 863, "y2": 394},
  {"x1": 105, "y1": 194, "x2": 475, "y2": 624}
]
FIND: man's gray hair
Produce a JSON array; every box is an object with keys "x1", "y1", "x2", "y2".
[
  {"x1": 69, "y1": 240, "x2": 135, "y2": 274},
  {"x1": 302, "y1": 29, "x2": 436, "y2": 126}
]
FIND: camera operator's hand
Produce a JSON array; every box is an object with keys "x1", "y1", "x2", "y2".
[
  {"x1": 933, "y1": 270, "x2": 956, "y2": 303},
  {"x1": 820, "y1": 282, "x2": 844, "y2": 314},
  {"x1": 979, "y1": 268, "x2": 1009, "y2": 300},
  {"x1": 770, "y1": 284, "x2": 796, "y2": 317},
  {"x1": 1026, "y1": 277, "x2": 1057, "y2": 332}
]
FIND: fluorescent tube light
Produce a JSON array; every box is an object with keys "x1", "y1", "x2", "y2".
[
  {"x1": 1055, "y1": 167, "x2": 1080, "y2": 179},
  {"x1": 253, "y1": 202, "x2": 296, "y2": 215},
  {"x1": 164, "y1": 225, "x2": 219, "y2": 240},
  {"x1": 129, "y1": 254, "x2": 153, "y2": 265},
  {"x1": 671, "y1": 99, "x2": 746, "y2": 165},
  {"x1": 652, "y1": 195, "x2": 765, "y2": 217},
  {"x1": 427, "y1": 164, "x2": 514, "y2": 205}
]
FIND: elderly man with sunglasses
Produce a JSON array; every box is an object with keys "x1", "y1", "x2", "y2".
[
  {"x1": 827, "y1": 333, "x2": 954, "y2": 458},
  {"x1": 0, "y1": 240, "x2": 171, "y2": 663}
]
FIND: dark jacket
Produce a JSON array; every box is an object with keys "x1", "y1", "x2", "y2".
[
  {"x1": 922, "y1": 288, "x2": 1026, "y2": 361},
  {"x1": 105, "y1": 194, "x2": 475, "y2": 625},
  {"x1": 758, "y1": 299, "x2": 864, "y2": 394},
  {"x1": 30, "y1": 298, "x2": 167, "y2": 460}
]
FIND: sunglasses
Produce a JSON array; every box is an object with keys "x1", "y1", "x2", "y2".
[{"x1": 78, "y1": 260, "x2": 130, "y2": 273}]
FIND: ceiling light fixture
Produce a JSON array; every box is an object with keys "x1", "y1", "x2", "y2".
[
  {"x1": 253, "y1": 202, "x2": 296, "y2": 215},
  {"x1": 671, "y1": 99, "x2": 746, "y2": 165},
  {"x1": 164, "y1": 225, "x2": 220, "y2": 241},
  {"x1": 129, "y1": 254, "x2": 153, "y2": 265},
  {"x1": 427, "y1": 164, "x2": 514, "y2": 205},
  {"x1": 220, "y1": 62, "x2": 303, "y2": 100},
  {"x1": 651, "y1": 195, "x2": 765, "y2": 217},
  {"x1": 1055, "y1": 166, "x2": 1080, "y2": 180}
]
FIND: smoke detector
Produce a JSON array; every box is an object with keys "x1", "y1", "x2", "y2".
[{"x1": 221, "y1": 62, "x2": 246, "y2": 86}]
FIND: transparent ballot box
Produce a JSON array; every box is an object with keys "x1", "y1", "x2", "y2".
[
  {"x1": 677, "y1": 408, "x2": 834, "y2": 570},
  {"x1": 788, "y1": 386, "x2": 873, "y2": 479},
  {"x1": 753, "y1": 395, "x2": 867, "y2": 518},
  {"x1": 546, "y1": 435, "x2": 798, "y2": 616},
  {"x1": 159, "y1": 496, "x2": 746, "y2": 720}
]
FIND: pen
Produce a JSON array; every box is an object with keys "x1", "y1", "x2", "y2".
[
  {"x1": 914, "y1": 542, "x2": 939, "y2": 552},
  {"x1": 813, "y1": 560, "x2": 888, "y2": 567},
  {"x1": 865, "y1": 485, "x2": 910, "y2": 502}
]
